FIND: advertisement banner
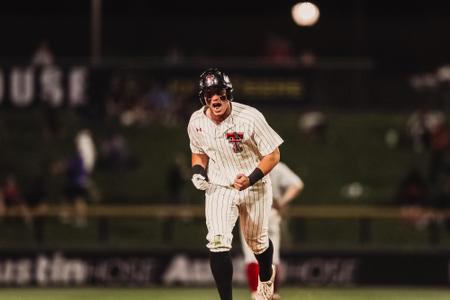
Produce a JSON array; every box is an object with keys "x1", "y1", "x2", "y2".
[
  {"x1": 0, "y1": 250, "x2": 448, "y2": 287},
  {"x1": 0, "y1": 65, "x2": 309, "y2": 109},
  {"x1": 0, "y1": 66, "x2": 88, "y2": 108}
]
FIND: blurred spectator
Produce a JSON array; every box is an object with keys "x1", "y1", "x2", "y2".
[
  {"x1": 104, "y1": 73, "x2": 187, "y2": 127},
  {"x1": 395, "y1": 168, "x2": 432, "y2": 230},
  {"x1": 76, "y1": 129, "x2": 97, "y2": 174},
  {"x1": 144, "y1": 80, "x2": 175, "y2": 126},
  {"x1": 395, "y1": 168, "x2": 429, "y2": 207},
  {"x1": 31, "y1": 40, "x2": 55, "y2": 66},
  {"x1": 431, "y1": 167, "x2": 450, "y2": 233},
  {"x1": 410, "y1": 73, "x2": 439, "y2": 92},
  {"x1": 298, "y1": 111, "x2": 328, "y2": 142},
  {"x1": 104, "y1": 73, "x2": 134, "y2": 117},
  {"x1": 120, "y1": 78, "x2": 149, "y2": 126},
  {"x1": 110, "y1": 77, "x2": 148, "y2": 127},
  {"x1": 56, "y1": 150, "x2": 89, "y2": 227},
  {"x1": 428, "y1": 119, "x2": 449, "y2": 182},
  {"x1": 262, "y1": 33, "x2": 294, "y2": 64},
  {"x1": 0, "y1": 174, "x2": 32, "y2": 226},
  {"x1": 121, "y1": 77, "x2": 142, "y2": 110},
  {"x1": 55, "y1": 130, "x2": 99, "y2": 227},
  {"x1": 406, "y1": 109, "x2": 430, "y2": 153},
  {"x1": 104, "y1": 74, "x2": 127, "y2": 118},
  {"x1": 436, "y1": 65, "x2": 450, "y2": 112},
  {"x1": 98, "y1": 131, "x2": 137, "y2": 170},
  {"x1": 405, "y1": 110, "x2": 449, "y2": 181}
]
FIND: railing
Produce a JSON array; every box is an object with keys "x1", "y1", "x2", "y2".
[
  {"x1": 4, "y1": 204, "x2": 445, "y2": 218},
  {"x1": 2, "y1": 204, "x2": 447, "y2": 246}
]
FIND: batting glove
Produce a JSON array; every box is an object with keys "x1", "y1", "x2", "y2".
[{"x1": 191, "y1": 174, "x2": 210, "y2": 191}]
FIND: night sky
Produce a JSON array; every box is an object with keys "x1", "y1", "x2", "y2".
[{"x1": 0, "y1": 0, "x2": 449, "y2": 69}]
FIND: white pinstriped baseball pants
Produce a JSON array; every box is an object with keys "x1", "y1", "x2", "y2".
[
  {"x1": 205, "y1": 180, "x2": 273, "y2": 254},
  {"x1": 241, "y1": 208, "x2": 281, "y2": 264}
]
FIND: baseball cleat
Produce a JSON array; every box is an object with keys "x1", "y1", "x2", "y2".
[{"x1": 255, "y1": 265, "x2": 276, "y2": 300}]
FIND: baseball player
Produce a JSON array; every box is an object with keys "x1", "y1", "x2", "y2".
[
  {"x1": 187, "y1": 68, "x2": 283, "y2": 300},
  {"x1": 240, "y1": 162, "x2": 304, "y2": 300}
]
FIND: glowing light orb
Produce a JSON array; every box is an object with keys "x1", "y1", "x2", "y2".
[{"x1": 292, "y1": 2, "x2": 320, "y2": 27}]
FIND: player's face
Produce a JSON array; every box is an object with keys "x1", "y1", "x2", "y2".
[{"x1": 205, "y1": 88, "x2": 230, "y2": 117}]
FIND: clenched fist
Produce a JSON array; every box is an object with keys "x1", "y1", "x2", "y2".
[{"x1": 233, "y1": 173, "x2": 250, "y2": 191}]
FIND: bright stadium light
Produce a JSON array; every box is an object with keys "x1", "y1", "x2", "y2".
[{"x1": 291, "y1": 2, "x2": 320, "y2": 27}]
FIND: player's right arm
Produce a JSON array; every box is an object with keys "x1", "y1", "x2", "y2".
[
  {"x1": 187, "y1": 113, "x2": 210, "y2": 191},
  {"x1": 192, "y1": 152, "x2": 209, "y2": 169},
  {"x1": 191, "y1": 153, "x2": 210, "y2": 191}
]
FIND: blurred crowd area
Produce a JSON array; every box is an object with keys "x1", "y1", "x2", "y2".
[{"x1": 2, "y1": 41, "x2": 450, "y2": 247}]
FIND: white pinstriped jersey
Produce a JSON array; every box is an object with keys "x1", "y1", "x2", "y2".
[{"x1": 188, "y1": 102, "x2": 283, "y2": 187}]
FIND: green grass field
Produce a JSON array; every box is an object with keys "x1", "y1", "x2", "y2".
[{"x1": 2, "y1": 287, "x2": 450, "y2": 300}]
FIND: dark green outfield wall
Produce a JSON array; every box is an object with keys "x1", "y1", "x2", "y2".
[{"x1": 0, "y1": 108, "x2": 431, "y2": 206}]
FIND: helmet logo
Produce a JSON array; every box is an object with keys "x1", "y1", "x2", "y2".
[{"x1": 205, "y1": 74, "x2": 218, "y2": 87}]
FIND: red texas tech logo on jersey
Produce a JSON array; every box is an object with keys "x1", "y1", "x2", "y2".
[{"x1": 226, "y1": 132, "x2": 244, "y2": 153}]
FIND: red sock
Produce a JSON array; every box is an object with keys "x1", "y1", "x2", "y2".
[{"x1": 246, "y1": 262, "x2": 259, "y2": 292}]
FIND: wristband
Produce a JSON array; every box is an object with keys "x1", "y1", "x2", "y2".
[
  {"x1": 192, "y1": 164, "x2": 208, "y2": 180},
  {"x1": 248, "y1": 167, "x2": 264, "y2": 186}
]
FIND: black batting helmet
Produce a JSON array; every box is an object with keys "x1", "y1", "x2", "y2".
[{"x1": 198, "y1": 68, "x2": 234, "y2": 105}]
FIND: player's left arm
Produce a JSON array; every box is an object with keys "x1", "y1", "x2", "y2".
[
  {"x1": 233, "y1": 147, "x2": 280, "y2": 190},
  {"x1": 234, "y1": 108, "x2": 283, "y2": 190},
  {"x1": 256, "y1": 147, "x2": 280, "y2": 175}
]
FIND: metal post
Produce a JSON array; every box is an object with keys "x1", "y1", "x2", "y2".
[{"x1": 91, "y1": 0, "x2": 102, "y2": 65}]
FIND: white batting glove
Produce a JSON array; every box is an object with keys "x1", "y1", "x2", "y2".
[{"x1": 191, "y1": 174, "x2": 210, "y2": 191}]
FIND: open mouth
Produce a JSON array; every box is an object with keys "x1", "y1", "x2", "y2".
[{"x1": 212, "y1": 102, "x2": 222, "y2": 109}]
